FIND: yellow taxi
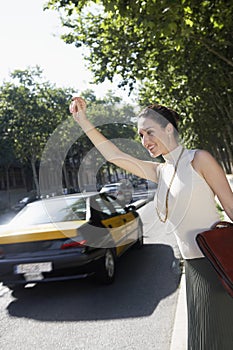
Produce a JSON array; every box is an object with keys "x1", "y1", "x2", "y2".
[{"x1": 0, "y1": 192, "x2": 143, "y2": 290}]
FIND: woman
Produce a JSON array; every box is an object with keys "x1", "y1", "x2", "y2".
[{"x1": 70, "y1": 97, "x2": 233, "y2": 349}]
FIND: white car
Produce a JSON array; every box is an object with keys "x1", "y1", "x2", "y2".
[{"x1": 100, "y1": 181, "x2": 133, "y2": 205}]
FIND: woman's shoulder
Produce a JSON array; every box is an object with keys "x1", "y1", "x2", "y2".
[
  {"x1": 185, "y1": 148, "x2": 213, "y2": 160},
  {"x1": 192, "y1": 149, "x2": 215, "y2": 163},
  {"x1": 190, "y1": 149, "x2": 220, "y2": 177}
]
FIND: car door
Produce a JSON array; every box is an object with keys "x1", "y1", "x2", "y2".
[
  {"x1": 106, "y1": 196, "x2": 139, "y2": 246},
  {"x1": 91, "y1": 195, "x2": 128, "y2": 251},
  {"x1": 98, "y1": 195, "x2": 138, "y2": 255}
]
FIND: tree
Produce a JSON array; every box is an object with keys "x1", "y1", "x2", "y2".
[
  {"x1": 0, "y1": 66, "x2": 73, "y2": 195},
  {"x1": 0, "y1": 116, "x2": 17, "y2": 207},
  {"x1": 45, "y1": 0, "x2": 233, "y2": 88},
  {"x1": 46, "y1": 0, "x2": 233, "y2": 172}
]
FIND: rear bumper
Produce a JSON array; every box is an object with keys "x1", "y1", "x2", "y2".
[{"x1": 0, "y1": 248, "x2": 105, "y2": 285}]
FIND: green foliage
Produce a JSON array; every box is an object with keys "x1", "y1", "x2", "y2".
[
  {"x1": 0, "y1": 66, "x2": 74, "y2": 192},
  {"x1": 0, "y1": 66, "x2": 72, "y2": 163},
  {"x1": 45, "y1": 0, "x2": 233, "y2": 172},
  {"x1": 45, "y1": 0, "x2": 233, "y2": 88}
]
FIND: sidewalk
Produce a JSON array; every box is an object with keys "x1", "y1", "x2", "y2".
[{"x1": 170, "y1": 270, "x2": 187, "y2": 350}]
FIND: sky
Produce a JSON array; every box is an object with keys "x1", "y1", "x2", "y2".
[{"x1": 0, "y1": 0, "x2": 134, "y2": 102}]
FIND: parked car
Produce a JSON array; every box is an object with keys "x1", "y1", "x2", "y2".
[
  {"x1": 0, "y1": 192, "x2": 143, "y2": 290},
  {"x1": 11, "y1": 192, "x2": 39, "y2": 212},
  {"x1": 100, "y1": 180, "x2": 133, "y2": 205}
]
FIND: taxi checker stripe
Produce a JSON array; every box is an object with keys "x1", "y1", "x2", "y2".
[{"x1": 0, "y1": 224, "x2": 85, "y2": 244}]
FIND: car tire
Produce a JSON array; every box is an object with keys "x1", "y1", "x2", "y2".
[
  {"x1": 135, "y1": 224, "x2": 144, "y2": 249},
  {"x1": 97, "y1": 249, "x2": 116, "y2": 285}
]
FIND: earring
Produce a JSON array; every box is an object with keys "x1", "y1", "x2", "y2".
[{"x1": 168, "y1": 133, "x2": 172, "y2": 146}]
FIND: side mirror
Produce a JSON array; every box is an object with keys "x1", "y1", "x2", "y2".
[{"x1": 125, "y1": 205, "x2": 136, "y2": 212}]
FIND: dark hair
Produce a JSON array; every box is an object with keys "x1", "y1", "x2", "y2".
[{"x1": 138, "y1": 103, "x2": 180, "y2": 131}]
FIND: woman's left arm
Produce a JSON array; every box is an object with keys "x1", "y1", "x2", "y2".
[{"x1": 193, "y1": 150, "x2": 233, "y2": 221}]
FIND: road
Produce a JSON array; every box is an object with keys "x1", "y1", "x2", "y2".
[{"x1": 0, "y1": 201, "x2": 182, "y2": 350}]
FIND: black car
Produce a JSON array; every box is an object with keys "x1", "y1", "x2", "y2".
[
  {"x1": 11, "y1": 192, "x2": 39, "y2": 212},
  {"x1": 0, "y1": 192, "x2": 143, "y2": 290}
]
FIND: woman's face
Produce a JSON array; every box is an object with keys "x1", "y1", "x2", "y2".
[{"x1": 137, "y1": 117, "x2": 171, "y2": 157}]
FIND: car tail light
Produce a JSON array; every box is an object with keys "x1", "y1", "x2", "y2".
[{"x1": 61, "y1": 240, "x2": 87, "y2": 250}]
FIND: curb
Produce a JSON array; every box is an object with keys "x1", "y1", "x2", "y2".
[{"x1": 170, "y1": 271, "x2": 187, "y2": 350}]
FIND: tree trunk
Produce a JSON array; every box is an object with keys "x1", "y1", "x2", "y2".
[
  {"x1": 5, "y1": 165, "x2": 11, "y2": 208},
  {"x1": 62, "y1": 165, "x2": 69, "y2": 189},
  {"x1": 21, "y1": 167, "x2": 27, "y2": 188},
  {"x1": 31, "y1": 158, "x2": 40, "y2": 196}
]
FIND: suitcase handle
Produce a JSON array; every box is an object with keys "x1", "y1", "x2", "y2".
[{"x1": 211, "y1": 221, "x2": 233, "y2": 229}]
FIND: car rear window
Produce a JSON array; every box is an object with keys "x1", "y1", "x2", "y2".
[{"x1": 10, "y1": 197, "x2": 88, "y2": 225}]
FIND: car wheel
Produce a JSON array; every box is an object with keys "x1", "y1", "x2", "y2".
[
  {"x1": 135, "y1": 224, "x2": 144, "y2": 249},
  {"x1": 97, "y1": 249, "x2": 116, "y2": 285}
]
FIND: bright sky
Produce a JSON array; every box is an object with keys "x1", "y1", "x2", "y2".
[{"x1": 0, "y1": 0, "x2": 134, "y2": 102}]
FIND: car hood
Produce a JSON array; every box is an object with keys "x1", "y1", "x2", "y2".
[{"x1": 0, "y1": 221, "x2": 87, "y2": 244}]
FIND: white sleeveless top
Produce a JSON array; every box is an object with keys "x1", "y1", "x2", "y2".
[{"x1": 154, "y1": 145, "x2": 220, "y2": 259}]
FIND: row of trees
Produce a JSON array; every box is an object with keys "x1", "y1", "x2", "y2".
[
  {"x1": 46, "y1": 0, "x2": 233, "y2": 173},
  {"x1": 1, "y1": 0, "x2": 233, "y2": 204},
  {"x1": 0, "y1": 66, "x2": 147, "y2": 202},
  {"x1": 0, "y1": 67, "x2": 72, "y2": 196}
]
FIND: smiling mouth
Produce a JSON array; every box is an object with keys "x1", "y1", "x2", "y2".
[{"x1": 147, "y1": 145, "x2": 156, "y2": 153}]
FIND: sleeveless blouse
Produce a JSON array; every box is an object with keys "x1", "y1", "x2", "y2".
[{"x1": 154, "y1": 145, "x2": 220, "y2": 259}]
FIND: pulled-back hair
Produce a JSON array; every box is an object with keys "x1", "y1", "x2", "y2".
[{"x1": 138, "y1": 103, "x2": 180, "y2": 131}]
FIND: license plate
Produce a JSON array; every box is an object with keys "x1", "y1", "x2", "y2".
[
  {"x1": 15, "y1": 262, "x2": 52, "y2": 274},
  {"x1": 24, "y1": 273, "x2": 44, "y2": 281}
]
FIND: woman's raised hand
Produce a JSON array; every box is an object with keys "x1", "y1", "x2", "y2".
[{"x1": 69, "y1": 96, "x2": 87, "y2": 123}]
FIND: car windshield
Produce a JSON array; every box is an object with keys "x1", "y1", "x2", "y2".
[{"x1": 10, "y1": 196, "x2": 88, "y2": 226}]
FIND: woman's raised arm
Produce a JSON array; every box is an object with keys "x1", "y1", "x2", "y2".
[{"x1": 70, "y1": 97, "x2": 158, "y2": 183}]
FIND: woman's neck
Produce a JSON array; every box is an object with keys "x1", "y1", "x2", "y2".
[{"x1": 162, "y1": 143, "x2": 180, "y2": 156}]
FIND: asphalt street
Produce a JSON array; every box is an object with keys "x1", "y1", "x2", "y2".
[{"x1": 0, "y1": 201, "x2": 183, "y2": 350}]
